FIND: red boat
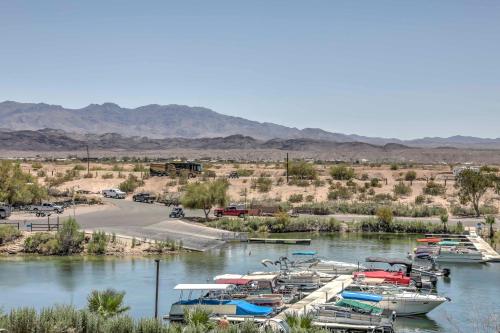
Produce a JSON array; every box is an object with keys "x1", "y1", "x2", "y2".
[
  {"x1": 416, "y1": 237, "x2": 442, "y2": 243},
  {"x1": 354, "y1": 270, "x2": 411, "y2": 285}
]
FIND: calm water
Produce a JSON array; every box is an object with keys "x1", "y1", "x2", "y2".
[{"x1": 1, "y1": 233, "x2": 499, "y2": 333}]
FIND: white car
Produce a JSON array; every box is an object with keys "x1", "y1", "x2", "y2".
[{"x1": 102, "y1": 189, "x2": 126, "y2": 199}]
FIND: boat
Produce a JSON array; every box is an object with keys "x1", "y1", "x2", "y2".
[
  {"x1": 167, "y1": 284, "x2": 273, "y2": 321},
  {"x1": 340, "y1": 291, "x2": 449, "y2": 316},
  {"x1": 290, "y1": 250, "x2": 365, "y2": 275},
  {"x1": 277, "y1": 270, "x2": 322, "y2": 290},
  {"x1": 354, "y1": 271, "x2": 411, "y2": 286},
  {"x1": 313, "y1": 297, "x2": 395, "y2": 332},
  {"x1": 434, "y1": 247, "x2": 484, "y2": 263}
]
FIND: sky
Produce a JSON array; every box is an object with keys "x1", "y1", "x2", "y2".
[{"x1": 1, "y1": 1, "x2": 499, "y2": 139}]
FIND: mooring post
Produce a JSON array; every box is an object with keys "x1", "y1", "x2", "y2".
[{"x1": 154, "y1": 259, "x2": 160, "y2": 319}]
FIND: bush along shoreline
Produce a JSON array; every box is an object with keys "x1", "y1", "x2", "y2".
[{"x1": 207, "y1": 213, "x2": 465, "y2": 235}]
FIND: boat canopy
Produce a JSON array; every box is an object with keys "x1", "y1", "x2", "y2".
[
  {"x1": 439, "y1": 241, "x2": 460, "y2": 246},
  {"x1": 213, "y1": 274, "x2": 243, "y2": 280},
  {"x1": 292, "y1": 250, "x2": 318, "y2": 256},
  {"x1": 341, "y1": 291, "x2": 383, "y2": 302},
  {"x1": 417, "y1": 237, "x2": 442, "y2": 243},
  {"x1": 174, "y1": 284, "x2": 233, "y2": 290},
  {"x1": 336, "y1": 299, "x2": 383, "y2": 315},
  {"x1": 365, "y1": 257, "x2": 412, "y2": 266},
  {"x1": 215, "y1": 279, "x2": 251, "y2": 285}
]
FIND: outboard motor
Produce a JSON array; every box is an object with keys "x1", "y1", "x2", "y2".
[
  {"x1": 430, "y1": 275, "x2": 438, "y2": 288},
  {"x1": 442, "y1": 268, "x2": 451, "y2": 277}
]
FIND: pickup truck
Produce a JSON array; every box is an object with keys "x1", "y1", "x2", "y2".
[
  {"x1": 132, "y1": 192, "x2": 156, "y2": 203},
  {"x1": 102, "y1": 189, "x2": 126, "y2": 199},
  {"x1": 214, "y1": 206, "x2": 248, "y2": 218},
  {"x1": 0, "y1": 203, "x2": 12, "y2": 219},
  {"x1": 28, "y1": 203, "x2": 64, "y2": 214}
]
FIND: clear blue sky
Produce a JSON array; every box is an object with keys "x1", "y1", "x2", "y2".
[{"x1": 1, "y1": 1, "x2": 499, "y2": 139}]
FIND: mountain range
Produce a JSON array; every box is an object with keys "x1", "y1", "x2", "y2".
[{"x1": 1, "y1": 100, "x2": 500, "y2": 149}]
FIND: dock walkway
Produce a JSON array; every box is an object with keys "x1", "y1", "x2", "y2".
[
  {"x1": 466, "y1": 227, "x2": 500, "y2": 262},
  {"x1": 274, "y1": 275, "x2": 353, "y2": 320}
]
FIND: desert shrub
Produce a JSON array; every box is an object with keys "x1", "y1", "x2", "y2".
[
  {"x1": 250, "y1": 177, "x2": 272, "y2": 193},
  {"x1": 370, "y1": 178, "x2": 381, "y2": 187},
  {"x1": 423, "y1": 181, "x2": 446, "y2": 196},
  {"x1": 119, "y1": 174, "x2": 144, "y2": 193},
  {"x1": 276, "y1": 177, "x2": 285, "y2": 185},
  {"x1": 404, "y1": 170, "x2": 417, "y2": 184},
  {"x1": 112, "y1": 164, "x2": 124, "y2": 172},
  {"x1": 87, "y1": 231, "x2": 109, "y2": 255},
  {"x1": 415, "y1": 195, "x2": 425, "y2": 205},
  {"x1": 288, "y1": 177, "x2": 310, "y2": 187},
  {"x1": 330, "y1": 165, "x2": 355, "y2": 180},
  {"x1": 288, "y1": 194, "x2": 303, "y2": 203},
  {"x1": 372, "y1": 193, "x2": 394, "y2": 202},
  {"x1": 305, "y1": 195, "x2": 315, "y2": 202},
  {"x1": 101, "y1": 173, "x2": 114, "y2": 179},
  {"x1": 288, "y1": 161, "x2": 317, "y2": 179},
  {"x1": 73, "y1": 164, "x2": 86, "y2": 171},
  {"x1": 390, "y1": 163, "x2": 399, "y2": 170},
  {"x1": 236, "y1": 169, "x2": 254, "y2": 177},
  {"x1": 393, "y1": 182, "x2": 412, "y2": 197},
  {"x1": 480, "y1": 165, "x2": 499, "y2": 173},
  {"x1": 132, "y1": 163, "x2": 146, "y2": 172},
  {"x1": 360, "y1": 173, "x2": 369, "y2": 181},
  {"x1": 313, "y1": 179, "x2": 325, "y2": 187},
  {"x1": 357, "y1": 217, "x2": 463, "y2": 234},
  {"x1": 83, "y1": 172, "x2": 93, "y2": 178},
  {"x1": 149, "y1": 239, "x2": 182, "y2": 253},
  {"x1": 57, "y1": 217, "x2": 84, "y2": 255},
  {"x1": 0, "y1": 225, "x2": 22, "y2": 244},
  {"x1": 31, "y1": 162, "x2": 43, "y2": 170},
  {"x1": 376, "y1": 206, "x2": 393, "y2": 231},
  {"x1": 327, "y1": 187, "x2": 352, "y2": 200},
  {"x1": 36, "y1": 169, "x2": 46, "y2": 177}
]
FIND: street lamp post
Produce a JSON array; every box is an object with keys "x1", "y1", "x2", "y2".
[{"x1": 154, "y1": 259, "x2": 160, "y2": 319}]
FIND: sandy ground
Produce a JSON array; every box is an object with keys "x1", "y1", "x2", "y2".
[{"x1": 13, "y1": 161, "x2": 500, "y2": 217}]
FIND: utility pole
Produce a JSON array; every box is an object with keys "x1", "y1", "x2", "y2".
[
  {"x1": 86, "y1": 144, "x2": 90, "y2": 177},
  {"x1": 154, "y1": 259, "x2": 160, "y2": 319},
  {"x1": 286, "y1": 153, "x2": 289, "y2": 184}
]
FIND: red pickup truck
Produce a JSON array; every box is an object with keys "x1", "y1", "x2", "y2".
[{"x1": 214, "y1": 206, "x2": 249, "y2": 218}]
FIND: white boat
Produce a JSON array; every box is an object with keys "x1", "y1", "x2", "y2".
[
  {"x1": 341, "y1": 291, "x2": 449, "y2": 316},
  {"x1": 290, "y1": 251, "x2": 365, "y2": 274},
  {"x1": 434, "y1": 248, "x2": 484, "y2": 263}
]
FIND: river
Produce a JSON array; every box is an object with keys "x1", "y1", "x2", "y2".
[{"x1": 0, "y1": 233, "x2": 499, "y2": 332}]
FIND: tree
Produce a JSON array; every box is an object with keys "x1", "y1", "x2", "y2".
[
  {"x1": 455, "y1": 169, "x2": 499, "y2": 217},
  {"x1": 485, "y1": 215, "x2": 496, "y2": 239},
  {"x1": 376, "y1": 206, "x2": 393, "y2": 232},
  {"x1": 404, "y1": 170, "x2": 417, "y2": 185},
  {"x1": 87, "y1": 289, "x2": 130, "y2": 318},
  {"x1": 181, "y1": 179, "x2": 229, "y2": 221},
  {"x1": 0, "y1": 161, "x2": 47, "y2": 205},
  {"x1": 57, "y1": 217, "x2": 84, "y2": 255}
]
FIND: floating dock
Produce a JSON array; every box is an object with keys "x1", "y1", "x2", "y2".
[
  {"x1": 466, "y1": 227, "x2": 500, "y2": 262},
  {"x1": 274, "y1": 274, "x2": 353, "y2": 320},
  {"x1": 248, "y1": 238, "x2": 311, "y2": 245}
]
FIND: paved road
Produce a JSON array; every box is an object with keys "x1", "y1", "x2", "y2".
[{"x1": 11, "y1": 199, "x2": 231, "y2": 251}]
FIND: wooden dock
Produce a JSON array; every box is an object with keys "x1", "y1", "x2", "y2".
[
  {"x1": 274, "y1": 274, "x2": 353, "y2": 320},
  {"x1": 466, "y1": 227, "x2": 500, "y2": 262}
]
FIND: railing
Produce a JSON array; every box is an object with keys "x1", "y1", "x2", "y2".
[{"x1": 0, "y1": 222, "x2": 20, "y2": 230}]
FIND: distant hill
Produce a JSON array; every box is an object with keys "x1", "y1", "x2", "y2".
[{"x1": 1, "y1": 100, "x2": 500, "y2": 148}]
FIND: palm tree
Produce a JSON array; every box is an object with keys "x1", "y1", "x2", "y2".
[
  {"x1": 485, "y1": 215, "x2": 496, "y2": 239},
  {"x1": 87, "y1": 289, "x2": 130, "y2": 318}
]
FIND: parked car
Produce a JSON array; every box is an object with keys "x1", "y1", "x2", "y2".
[
  {"x1": 214, "y1": 205, "x2": 248, "y2": 218},
  {"x1": 169, "y1": 207, "x2": 185, "y2": 218},
  {"x1": 133, "y1": 192, "x2": 156, "y2": 203},
  {"x1": 102, "y1": 189, "x2": 126, "y2": 199},
  {"x1": 28, "y1": 203, "x2": 64, "y2": 214},
  {"x1": 0, "y1": 203, "x2": 12, "y2": 219}
]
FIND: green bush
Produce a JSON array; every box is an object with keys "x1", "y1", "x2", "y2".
[
  {"x1": 288, "y1": 161, "x2": 317, "y2": 179},
  {"x1": 250, "y1": 177, "x2": 272, "y2": 193},
  {"x1": 423, "y1": 181, "x2": 446, "y2": 196},
  {"x1": 393, "y1": 182, "x2": 412, "y2": 196},
  {"x1": 101, "y1": 173, "x2": 114, "y2": 179},
  {"x1": 415, "y1": 195, "x2": 425, "y2": 205},
  {"x1": 288, "y1": 194, "x2": 304, "y2": 203},
  {"x1": 87, "y1": 231, "x2": 109, "y2": 255},
  {"x1": 24, "y1": 233, "x2": 58, "y2": 254},
  {"x1": 330, "y1": 165, "x2": 355, "y2": 180},
  {"x1": 236, "y1": 169, "x2": 254, "y2": 177},
  {"x1": 327, "y1": 187, "x2": 352, "y2": 200},
  {"x1": 119, "y1": 174, "x2": 145, "y2": 193},
  {"x1": 73, "y1": 164, "x2": 86, "y2": 171},
  {"x1": 0, "y1": 225, "x2": 21, "y2": 244},
  {"x1": 208, "y1": 216, "x2": 341, "y2": 233},
  {"x1": 288, "y1": 177, "x2": 310, "y2": 187},
  {"x1": 451, "y1": 204, "x2": 498, "y2": 217}
]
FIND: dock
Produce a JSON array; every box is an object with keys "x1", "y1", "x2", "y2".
[
  {"x1": 248, "y1": 238, "x2": 311, "y2": 245},
  {"x1": 465, "y1": 227, "x2": 500, "y2": 262},
  {"x1": 274, "y1": 274, "x2": 353, "y2": 320}
]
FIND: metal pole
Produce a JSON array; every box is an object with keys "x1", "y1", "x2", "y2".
[
  {"x1": 154, "y1": 259, "x2": 160, "y2": 319},
  {"x1": 86, "y1": 144, "x2": 90, "y2": 176},
  {"x1": 286, "y1": 153, "x2": 289, "y2": 183}
]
